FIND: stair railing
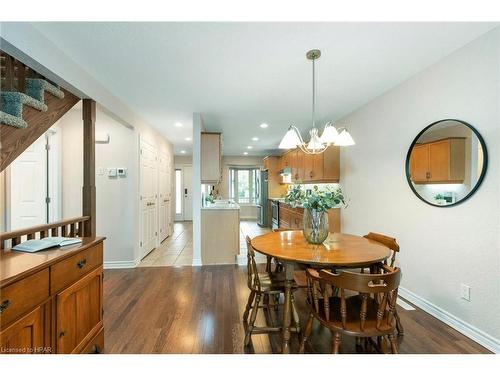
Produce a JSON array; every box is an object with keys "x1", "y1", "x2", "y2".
[{"x1": 0, "y1": 216, "x2": 91, "y2": 250}]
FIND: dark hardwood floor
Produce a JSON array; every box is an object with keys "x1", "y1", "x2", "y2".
[{"x1": 103, "y1": 265, "x2": 490, "y2": 354}]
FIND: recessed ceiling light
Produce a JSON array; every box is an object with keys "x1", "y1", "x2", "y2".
[
  {"x1": 243, "y1": 152, "x2": 248, "y2": 155},
  {"x1": 260, "y1": 123, "x2": 268, "y2": 128},
  {"x1": 252, "y1": 137, "x2": 259, "y2": 141},
  {"x1": 180, "y1": 150, "x2": 186, "y2": 154},
  {"x1": 175, "y1": 122, "x2": 183, "y2": 128},
  {"x1": 185, "y1": 137, "x2": 192, "y2": 141},
  {"x1": 247, "y1": 146, "x2": 253, "y2": 149}
]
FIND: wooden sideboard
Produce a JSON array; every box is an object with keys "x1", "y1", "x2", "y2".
[{"x1": 0, "y1": 237, "x2": 105, "y2": 354}]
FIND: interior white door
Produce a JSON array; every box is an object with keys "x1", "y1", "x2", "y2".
[
  {"x1": 183, "y1": 165, "x2": 193, "y2": 221},
  {"x1": 158, "y1": 151, "x2": 171, "y2": 242},
  {"x1": 140, "y1": 139, "x2": 158, "y2": 259},
  {"x1": 9, "y1": 135, "x2": 47, "y2": 230}
]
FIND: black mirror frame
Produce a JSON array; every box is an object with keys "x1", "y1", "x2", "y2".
[{"x1": 405, "y1": 119, "x2": 488, "y2": 208}]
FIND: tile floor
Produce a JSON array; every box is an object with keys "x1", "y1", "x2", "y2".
[
  {"x1": 139, "y1": 219, "x2": 270, "y2": 267},
  {"x1": 138, "y1": 221, "x2": 193, "y2": 267}
]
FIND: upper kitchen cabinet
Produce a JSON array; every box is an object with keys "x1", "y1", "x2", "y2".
[
  {"x1": 409, "y1": 137, "x2": 465, "y2": 184},
  {"x1": 322, "y1": 146, "x2": 340, "y2": 181},
  {"x1": 288, "y1": 146, "x2": 339, "y2": 183},
  {"x1": 262, "y1": 155, "x2": 288, "y2": 198},
  {"x1": 201, "y1": 132, "x2": 222, "y2": 183}
]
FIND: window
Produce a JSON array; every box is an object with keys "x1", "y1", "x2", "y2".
[{"x1": 229, "y1": 167, "x2": 259, "y2": 204}]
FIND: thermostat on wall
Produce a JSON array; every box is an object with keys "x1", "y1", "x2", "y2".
[{"x1": 117, "y1": 167, "x2": 127, "y2": 177}]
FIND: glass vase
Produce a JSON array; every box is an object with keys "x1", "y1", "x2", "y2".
[{"x1": 303, "y1": 209, "x2": 329, "y2": 244}]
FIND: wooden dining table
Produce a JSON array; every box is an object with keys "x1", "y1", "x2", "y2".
[{"x1": 251, "y1": 230, "x2": 392, "y2": 354}]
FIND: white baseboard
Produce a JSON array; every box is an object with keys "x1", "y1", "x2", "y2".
[
  {"x1": 191, "y1": 258, "x2": 202, "y2": 266},
  {"x1": 399, "y1": 286, "x2": 499, "y2": 353},
  {"x1": 104, "y1": 258, "x2": 140, "y2": 269}
]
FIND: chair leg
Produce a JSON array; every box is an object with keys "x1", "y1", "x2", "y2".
[
  {"x1": 274, "y1": 294, "x2": 280, "y2": 311},
  {"x1": 291, "y1": 294, "x2": 301, "y2": 334},
  {"x1": 244, "y1": 294, "x2": 261, "y2": 346},
  {"x1": 395, "y1": 310, "x2": 404, "y2": 336},
  {"x1": 332, "y1": 332, "x2": 342, "y2": 354},
  {"x1": 243, "y1": 290, "x2": 255, "y2": 323},
  {"x1": 299, "y1": 313, "x2": 314, "y2": 353},
  {"x1": 388, "y1": 334, "x2": 399, "y2": 354}
]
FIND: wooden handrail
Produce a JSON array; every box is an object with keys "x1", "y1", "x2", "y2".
[{"x1": 1, "y1": 216, "x2": 90, "y2": 249}]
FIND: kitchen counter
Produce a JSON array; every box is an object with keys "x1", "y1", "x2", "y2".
[
  {"x1": 202, "y1": 202, "x2": 240, "y2": 210},
  {"x1": 201, "y1": 204, "x2": 240, "y2": 264}
]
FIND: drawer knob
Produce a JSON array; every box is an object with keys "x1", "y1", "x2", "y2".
[
  {"x1": 77, "y1": 259, "x2": 87, "y2": 269},
  {"x1": 0, "y1": 299, "x2": 11, "y2": 314},
  {"x1": 59, "y1": 331, "x2": 66, "y2": 338}
]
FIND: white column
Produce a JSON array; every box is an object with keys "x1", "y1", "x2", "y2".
[{"x1": 192, "y1": 113, "x2": 202, "y2": 266}]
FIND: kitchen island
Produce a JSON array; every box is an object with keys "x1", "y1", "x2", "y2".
[{"x1": 201, "y1": 201, "x2": 240, "y2": 264}]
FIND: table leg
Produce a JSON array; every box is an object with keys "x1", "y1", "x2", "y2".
[{"x1": 282, "y1": 261, "x2": 294, "y2": 354}]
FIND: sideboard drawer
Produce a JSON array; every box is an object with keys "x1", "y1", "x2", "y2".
[
  {"x1": 0, "y1": 269, "x2": 49, "y2": 329},
  {"x1": 50, "y1": 243, "x2": 103, "y2": 293}
]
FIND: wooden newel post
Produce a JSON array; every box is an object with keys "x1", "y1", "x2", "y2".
[{"x1": 82, "y1": 99, "x2": 96, "y2": 237}]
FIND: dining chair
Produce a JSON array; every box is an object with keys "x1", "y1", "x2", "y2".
[
  {"x1": 299, "y1": 267, "x2": 402, "y2": 354},
  {"x1": 363, "y1": 232, "x2": 404, "y2": 336},
  {"x1": 243, "y1": 236, "x2": 301, "y2": 346}
]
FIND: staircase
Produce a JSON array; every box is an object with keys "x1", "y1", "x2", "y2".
[{"x1": 0, "y1": 50, "x2": 80, "y2": 172}]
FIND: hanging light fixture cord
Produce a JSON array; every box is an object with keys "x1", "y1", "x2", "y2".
[{"x1": 312, "y1": 56, "x2": 316, "y2": 129}]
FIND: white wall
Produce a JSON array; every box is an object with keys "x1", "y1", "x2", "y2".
[
  {"x1": 340, "y1": 28, "x2": 500, "y2": 351},
  {"x1": 60, "y1": 105, "x2": 174, "y2": 268}
]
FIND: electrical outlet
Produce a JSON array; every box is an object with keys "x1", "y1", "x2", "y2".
[{"x1": 461, "y1": 284, "x2": 471, "y2": 301}]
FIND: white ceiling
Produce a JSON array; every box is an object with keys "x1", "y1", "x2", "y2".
[{"x1": 32, "y1": 22, "x2": 497, "y2": 155}]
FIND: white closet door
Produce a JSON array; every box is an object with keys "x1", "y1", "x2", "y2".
[
  {"x1": 10, "y1": 135, "x2": 47, "y2": 230},
  {"x1": 140, "y1": 138, "x2": 158, "y2": 259},
  {"x1": 158, "y1": 151, "x2": 169, "y2": 242}
]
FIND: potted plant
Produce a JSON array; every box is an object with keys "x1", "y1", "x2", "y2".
[
  {"x1": 434, "y1": 193, "x2": 446, "y2": 205},
  {"x1": 286, "y1": 185, "x2": 346, "y2": 244}
]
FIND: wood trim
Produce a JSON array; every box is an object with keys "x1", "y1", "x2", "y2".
[
  {"x1": 0, "y1": 88, "x2": 80, "y2": 172},
  {"x1": 0, "y1": 216, "x2": 90, "y2": 242},
  {"x1": 82, "y1": 99, "x2": 96, "y2": 237}
]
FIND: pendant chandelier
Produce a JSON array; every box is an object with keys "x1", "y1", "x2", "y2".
[{"x1": 279, "y1": 49, "x2": 355, "y2": 154}]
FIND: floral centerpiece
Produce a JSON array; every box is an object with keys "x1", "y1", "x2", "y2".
[{"x1": 286, "y1": 185, "x2": 346, "y2": 244}]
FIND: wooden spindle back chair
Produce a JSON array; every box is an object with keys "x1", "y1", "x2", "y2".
[
  {"x1": 364, "y1": 232, "x2": 400, "y2": 268},
  {"x1": 300, "y1": 267, "x2": 402, "y2": 354},
  {"x1": 243, "y1": 236, "x2": 301, "y2": 346},
  {"x1": 363, "y1": 232, "x2": 404, "y2": 336}
]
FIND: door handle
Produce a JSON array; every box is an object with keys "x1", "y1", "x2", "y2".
[{"x1": 0, "y1": 299, "x2": 11, "y2": 314}]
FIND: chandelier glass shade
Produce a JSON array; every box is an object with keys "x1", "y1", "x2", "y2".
[{"x1": 279, "y1": 49, "x2": 355, "y2": 154}]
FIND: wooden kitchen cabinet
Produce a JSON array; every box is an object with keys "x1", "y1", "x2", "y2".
[
  {"x1": 303, "y1": 153, "x2": 324, "y2": 181},
  {"x1": 323, "y1": 146, "x2": 340, "y2": 181},
  {"x1": 201, "y1": 132, "x2": 222, "y2": 183},
  {"x1": 409, "y1": 138, "x2": 465, "y2": 184},
  {"x1": 290, "y1": 149, "x2": 304, "y2": 183},
  {"x1": 278, "y1": 202, "x2": 341, "y2": 233}
]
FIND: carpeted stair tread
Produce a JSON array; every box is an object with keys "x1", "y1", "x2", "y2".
[
  {"x1": 1, "y1": 91, "x2": 48, "y2": 118},
  {"x1": 26, "y1": 78, "x2": 65, "y2": 102},
  {"x1": 0, "y1": 111, "x2": 28, "y2": 129}
]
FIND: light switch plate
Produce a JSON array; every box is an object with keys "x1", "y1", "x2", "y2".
[
  {"x1": 97, "y1": 167, "x2": 105, "y2": 176},
  {"x1": 117, "y1": 167, "x2": 127, "y2": 177},
  {"x1": 108, "y1": 168, "x2": 117, "y2": 177},
  {"x1": 461, "y1": 284, "x2": 471, "y2": 301}
]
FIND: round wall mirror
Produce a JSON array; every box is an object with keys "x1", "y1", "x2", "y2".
[{"x1": 405, "y1": 119, "x2": 488, "y2": 207}]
